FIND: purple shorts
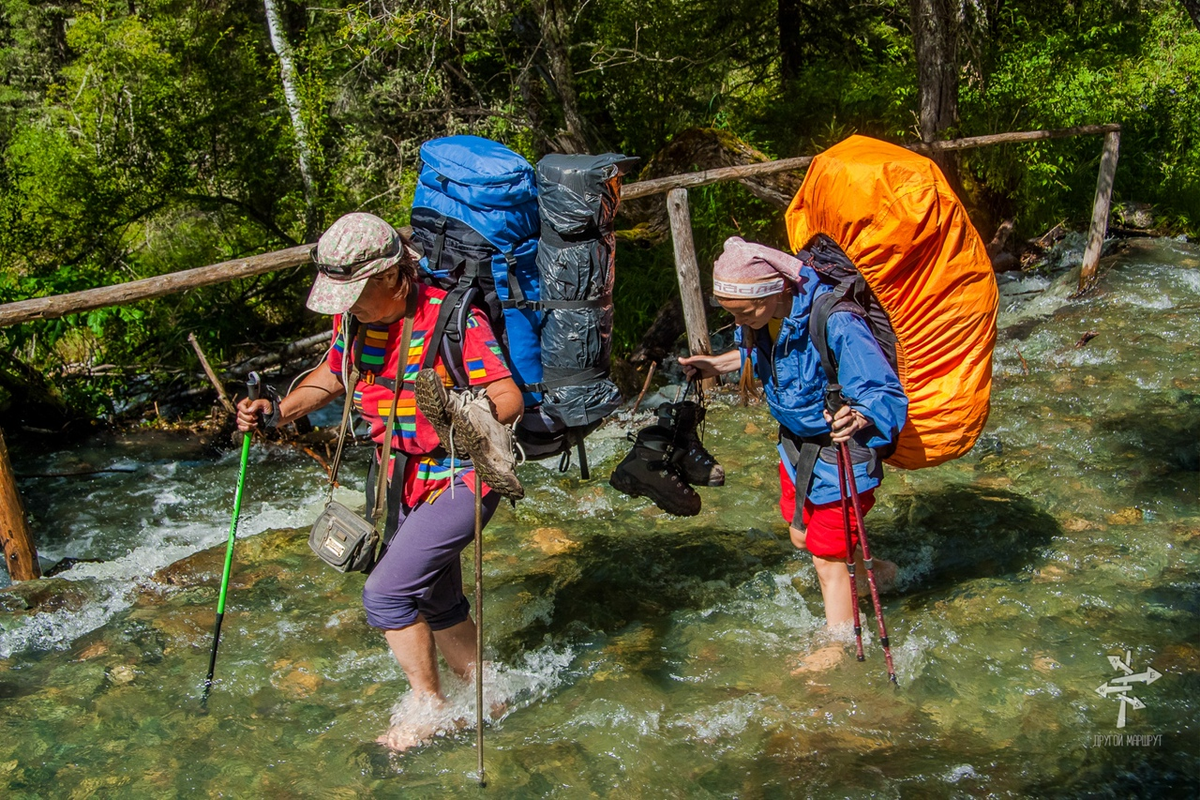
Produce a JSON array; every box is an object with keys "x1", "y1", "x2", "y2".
[{"x1": 362, "y1": 472, "x2": 500, "y2": 631}]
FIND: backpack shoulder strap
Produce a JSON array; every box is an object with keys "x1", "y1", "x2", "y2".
[
  {"x1": 809, "y1": 279, "x2": 867, "y2": 383},
  {"x1": 420, "y1": 283, "x2": 477, "y2": 389}
]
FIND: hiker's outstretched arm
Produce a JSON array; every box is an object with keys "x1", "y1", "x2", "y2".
[
  {"x1": 235, "y1": 361, "x2": 344, "y2": 432},
  {"x1": 679, "y1": 350, "x2": 742, "y2": 380},
  {"x1": 484, "y1": 377, "x2": 523, "y2": 425}
]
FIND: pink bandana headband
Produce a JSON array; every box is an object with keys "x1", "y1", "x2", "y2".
[{"x1": 711, "y1": 236, "x2": 805, "y2": 299}]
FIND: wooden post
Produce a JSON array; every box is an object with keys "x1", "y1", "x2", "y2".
[
  {"x1": 666, "y1": 188, "x2": 716, "y2": 388},
  {"x1": 188, "y1": 333, "x2": 237, "y2": 415},
  {"x1": 0, "y1": 427, "x2": 40, "y2": 581},
  {"x1": 1077, "y1": 128, "x2": 1121, "y2": 294}
]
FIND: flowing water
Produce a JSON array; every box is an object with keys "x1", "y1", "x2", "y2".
[{"x1": 1, "y1": 237, "x2": 1197, "y2": 798}]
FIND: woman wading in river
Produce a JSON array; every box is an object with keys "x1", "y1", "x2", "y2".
[
  {"x1": 236, "y1": 212, "x2": 521, "y2": 750},
  {"x1": 679, "y1": 237, "x2": 906, "y2": 670}
]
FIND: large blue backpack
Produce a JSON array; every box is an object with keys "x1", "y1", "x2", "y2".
[
  {"x1": 411, "y1": 136, "x2": 594, "y2": 468},
  {"x1": 410, "y1": 136, "x2": 543, "y2": 397}
]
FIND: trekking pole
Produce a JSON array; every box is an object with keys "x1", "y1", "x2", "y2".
[
  {"x1": 474, "y1": 468, "x2": 487, "y2": 788},
  {"x1": 826, "y1": 384, "x2": 898, "y2": 685},
  {"x1": 202, "y1": 372, "x2": 260, "y2": 705},
  {"x1": 827, "y1": 385, "x2": 865, "y2": 662}
]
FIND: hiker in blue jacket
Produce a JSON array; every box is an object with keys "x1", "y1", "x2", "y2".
[{"x1": 680, "y1": 237, "x2": 907, "y2": 661}]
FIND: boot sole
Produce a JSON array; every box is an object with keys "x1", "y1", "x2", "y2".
[
  {"x1": 609, "y1": 467, "x2": 700, "y2": 517},
  {"x1": 451, "y1": 407, "x2": 525, "y2": 501},
  {"x1": 413, "y1": 369, "x2": 455, "y2": 447},
  {"x1": 415, "y1": 369, "x2": 524, "y2": 501}
]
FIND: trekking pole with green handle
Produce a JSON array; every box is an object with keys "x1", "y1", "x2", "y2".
[{"x1": 202, "y1": 372, "x2": 260, "y2": 704}]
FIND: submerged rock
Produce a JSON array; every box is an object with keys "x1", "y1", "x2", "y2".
[{"x1": 0, "y1": 578, "x2": 91, "y2": 616}]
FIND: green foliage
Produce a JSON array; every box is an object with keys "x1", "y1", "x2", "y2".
[
  {"x1": 959, "y1": 0, "x2": 1200, "y2": 235},
  {"x1": 0, "y1": 0, "x2": 1196, "y2": 422}
]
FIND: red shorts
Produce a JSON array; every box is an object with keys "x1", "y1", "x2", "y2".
[{"x1": 778, "y1": 462, "x2": 875, "y2": 560}]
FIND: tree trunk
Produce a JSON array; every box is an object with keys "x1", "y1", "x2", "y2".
[
  {"x1": 0, "y1": 428, "x2": 40, "y2": 581},
  {"x1": 536, "y1": 0, "x2": 591, "y2": 154},
  {"x1": 1181, "y1": 0, "x2": 1200, "y2": 33},
  {"x1": 263, "y1": 0, "x2": 319, "y2": 238},
  {"x1": 778, "y1": 0, "x2": 803, "y2": 83},
  {"x1": 910, "y1": 0, "x2": 962, "y2": 191}
]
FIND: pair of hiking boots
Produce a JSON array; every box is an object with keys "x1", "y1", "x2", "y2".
[
  {"x1": 413, "y1": 369, "x2": 524, "y2": 501},
  {"x1": 608, "y1": 401, "x2": 724, "y2": 517}
]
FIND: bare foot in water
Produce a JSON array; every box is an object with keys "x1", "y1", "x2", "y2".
[
  {"x1": 377, "y1": 712, "x2": 472, "y2": 752},
  {"x1": 376, "y1": 693, "x2": 466, "y2": 753},
  {"x1": 791, "y1": 644, "x2": 845, "y2": 675},
  {"x1": 377, "y1": 724, "x2": 432, "y2": 752},
  {"x1": 856, "y1": 558, "x2": 898, "y2": 598}
]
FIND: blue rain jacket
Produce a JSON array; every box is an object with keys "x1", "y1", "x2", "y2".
[{"x1": 738, "y1": 267, "x2": 908, "y2": 505}]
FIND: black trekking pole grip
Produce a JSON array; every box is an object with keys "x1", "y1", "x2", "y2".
[
  {"x1": 825, "y1": 383, "x2": 845, "y2": 417},
  {"x1": 245, "y1": 371, "x2": 264, "y2": 430},
  {"x1": 246, "y1": 371, "x2": 262, "y2": 403}
]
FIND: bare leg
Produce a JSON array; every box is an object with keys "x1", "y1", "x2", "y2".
[
  {"x1": 432, "y1": 617, "x2": 478, "y2": 681},
  {"x1": 792, "y1": 524, "x2": 854, "y2": 627},
  {"x1": 786, "y1": 525, "x2": 850, "y2": 673},
  {"x1": 383, "y1": 618, "x2": 442, "y2": 697},
  {"x1": 792, "y1": 525, "x2": 897, "y2": 612},
  {"x1": 813, "y1": 554, "x2": 855, "y2": 627},
  {"x1": 855, "y1": 555, "x2": 899, "y2": 597},
  {"x1": 788, "y1": 524, "x2": 806, "y2": 550},
  {"x1": 434, "y1": 617, "x2": 507, "y2": 723},
  {"x1": 378, "y1": 618, "x2": 450, "y2": 752}
]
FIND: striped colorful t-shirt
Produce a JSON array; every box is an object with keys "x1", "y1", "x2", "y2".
[{"x1": 327, "y1": 283, "x2": 512, "y2": 505}]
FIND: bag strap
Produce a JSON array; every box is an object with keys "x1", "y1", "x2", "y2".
[
  {"x1": 324, "y1": 300, "x2": 416, "y2": 524},
  {"x1": 327, "y1": 315, "x2": 361, "y2": 498},
  {"x1": 372, "y1": 301, "x2": 417, "y2": 527},
  {"x1": 779, "y1": 425, "x2": 876, "y2": 528}
]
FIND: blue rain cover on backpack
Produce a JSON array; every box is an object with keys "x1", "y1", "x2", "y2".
[{"x1": 410, "y1": 136, "x2": 544, "y2": 405}]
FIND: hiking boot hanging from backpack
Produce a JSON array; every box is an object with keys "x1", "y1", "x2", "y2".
[
  {"x1": 608, "y1": 425, "x2": 701, "y2": 517},
  {"x1": 414, "y1": 368, "x2": 525, "y2": 501},
  {"x1": 656, "y1": 401, "x2": 725, "y2": 487}
]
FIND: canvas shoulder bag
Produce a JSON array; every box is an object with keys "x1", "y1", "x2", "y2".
[{"x1": 309, "y1": 308, "x2": 415, "y2": 572}]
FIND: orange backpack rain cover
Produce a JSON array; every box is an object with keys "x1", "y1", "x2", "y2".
[{"x1": 785, "y1": 135, "x2": 998, "y2": 469}]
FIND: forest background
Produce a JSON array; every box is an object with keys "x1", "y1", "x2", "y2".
[{"x1": 1, "y1": 0, "x2": 1198, "y2": 427}]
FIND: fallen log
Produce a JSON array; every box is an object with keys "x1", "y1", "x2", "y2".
[
  {"x1": 0, "y1": 245, "x2": 313, "y2": 328},
  {"x1": 622, "y1": 123, "x2": 1123, "y2": 202}
]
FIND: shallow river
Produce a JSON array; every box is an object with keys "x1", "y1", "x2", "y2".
[{"x1": 2, "y1": 237, "x2": 1197, "y2": 798}]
